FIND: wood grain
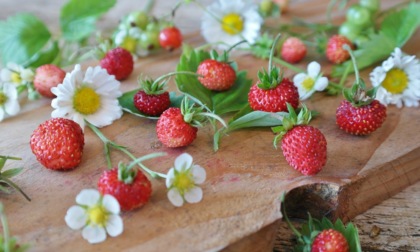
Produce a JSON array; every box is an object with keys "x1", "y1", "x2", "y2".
[{"x1": 1, "y1": 0, "x2": 419, "y2": 251}]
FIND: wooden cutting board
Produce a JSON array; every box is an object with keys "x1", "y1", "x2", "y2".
[{"x1": 1, "y1": 0, "x2": 419, "y2": 251}]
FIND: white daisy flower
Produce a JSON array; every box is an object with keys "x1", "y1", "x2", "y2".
[
  {"x1": 370, "y1": 47, "x2": 420, "y2": 108},
  {"x1": 51, "y1": 64, "x2": 123, "y2": 129},
  {"x1": 113, "y1": 27, "x2": 142, "y2": 54},
  {"x1": 166, "y1": 153, "x2": 206, "y2": 207},
  {"x1": 201, "y1": 0, "x2": 263, "y2": 50},
  {"x1": 293, "y1": 61, "x2": 328, "y2": 100},
  {"x1": 0, "y1": 63, "x2": 34, "y2": 86},
  {"x1": 65, "y1": 189, "x2": 123, "y2": 244},
  {"x1": 0, "y1": 82, "x2": 20, "y2": 121}
]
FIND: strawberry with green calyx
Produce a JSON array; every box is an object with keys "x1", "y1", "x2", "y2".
[
  {"x1": 97, "y1": 152, "x2": 165, "y2": 211},
  {"x1": 336, "y1": 44, "x2": 386, "y2": 136},
  {"x1": 273, "y1": 104, "x2": 327, "y2": 176},
  {"x1": 280, "y1": 193, "x2": 361, "y2": 252},
  {"x1": 133, "y1": 71, "x2": 197, "y2": 116},
  {"x1": 248, "y1": 34, "x2": 299, "y2": 112},
  {"x1": 0, "y1": 203, "x2": 29, "y2": 252},
  {"x1": 196, "y1": 49, "x2": 237, "y2": 91},
  {"x1": 156, "y1": 96, "x2": 226, "y2": 148},
  {"x1": 0, "y1": 156, "x2": 30, "y2": 201}
]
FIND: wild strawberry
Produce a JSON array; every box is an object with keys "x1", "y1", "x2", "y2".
[
  {"x1": 97, "y1": 164, "x2": 152, "y2": 211},
  {"x1": 326, "y1": 35, "x2": 354, "y2": 64},
  {"x1": 133, "y1": 78, "x2": 170, "y2": 116},
  {"x1": 159, "y1": 26, "x2": 183, "y2": 51},
  {"x1": 336, "y1": 44, "x2": 386, "y2": 135},
  {"x1": 156, "y1": 97, "x2": 225, "y2": 148},
  {"x1": 248, "y1": 34, "x2": 299, "y2": 112},
  {"x1": 100, "y1": 47, "x2": 134, "y2": 81},
  {"x1": 280, "y1": 37, "x2": 307, "y2": 63},
  {"x1": 311, "y1": 229, "x2": 350, "y2": 252},
  {"x1": 197, "y1": 50, "x2": 237, "y2": 91},
  {"x1": 274, "y1": 105, "x2": 327, "y2": 175},
  {"x1": 33, "y1": 64, "x2": 66, "y2": 98},
  {"x1": 30, "y1": 118, "x2": 84, "y2": 170}
]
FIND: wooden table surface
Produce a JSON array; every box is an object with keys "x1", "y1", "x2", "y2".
[{"x1": 1, "y1": 0, "x2": 419, "y2": 251}]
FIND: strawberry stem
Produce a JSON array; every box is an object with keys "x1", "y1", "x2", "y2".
[
  {"x1": 0, "y1": 203, "x2": 11, "y2": 252},
  {"x1": 280, "y1": 192, "x2": 303, "y2": 240},
  {"x1": 272, "y1": 57, "x2": 305, "y2": 74},
  {"x1": 87, "y1": 121, "x2": 167, "y2": 179},
  {"x1": 343, "y1": 44, "x2": 360, "y2": 85},
  {"x1": 0, "y1": 176, "x2": 31, "y2": 201},
  {"x1": 268, "y1": 33, "x2": 282, "y2": 73},
  {"x1": 153, "y1": 71, "x2": 198, "y2": 86}
]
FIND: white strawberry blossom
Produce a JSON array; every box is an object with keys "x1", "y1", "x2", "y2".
[
  {"x1": 370, "y1": 47, "x2": 420, "y2": 108},
  {"x1": 0, "y1": 63, "x2": 34, "y2": 86},
  {"x1": 166, "y1": 153, "x2": 206, "y2": 207},
  {"x1": 51, "y1": 64, "x2": 123, "y2": 129},
  {"x1": 201, "y1": 0, "x2": 263, "y2": 50},
  {"x1": 65, "y1": 189, "x2": 123, "y2": 244},
  {"x1": 293, "y1": 61, "x2": 328, "y2": 100},
  {"x1": 0, "y1": 82, "x2": 20, "y2": 122}
]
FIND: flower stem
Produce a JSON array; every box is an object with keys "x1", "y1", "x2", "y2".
[{"x1": 1, "y1": 177, "x2": 31, "y2": 201}]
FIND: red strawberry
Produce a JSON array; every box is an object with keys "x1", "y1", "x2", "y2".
[
  {"x1": 156, "y1": 107, "x2": 198, "y2": 148},
  {"x1": 311, "y1": 229, "x2": 350, "y2": 252},
  {"x1": 159, "y1": 26, "x2": 183, "y2": 51},
  {"x1": 248, "y1": 74, "x2": 299, "y2": 112},
  {"x1": 100, "y1": 47, "x2": 134, "y2": 81},
  {"x1": 156, "y1": 97, "x2": 224, "y2": 148},
  {"x1": 133, "y1": 78, "x2": 170, "y2": 116},
  {"x1": 336, "y1": 99, "x2": 386, "y2": 135},
  {"x1": 248, "y1": 34, "x2": 299, "y2": 112},
  {"x1": 97, "y1": 165, "x2": 152, "y2": 211},
  {"x1": 30, "y1": 118, "x2": 84, "y2": 170},
  {"x1": 197, "y1": 59, "x2": 236, "y2": 91},
  {"x1": 274, "y1": 105, "x2": 327, "y2": 175},
  {"x1": 281, "y1": 37, "x2": 307, "y2": 63},
  {"x1": 326, "y1": 35, "x2": 354, "y2": 64},
  {"x1": 336, "y1": 43, "x2": 387, "y2": 135},
  {"x1": 33, "y1": 64, "x2": 66, "y2": 98}
]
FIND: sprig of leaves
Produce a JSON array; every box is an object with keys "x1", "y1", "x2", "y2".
[{"x1": 332, "y1": 2, "x2": 420, "y2": 77}]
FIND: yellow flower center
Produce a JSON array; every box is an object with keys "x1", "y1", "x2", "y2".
[
  {"x1": 73, "y1": 86, "x2": 101, "y2": 115},
  {"x1": 221, "y1": 13, "x2": 244, "y2": 35},
  {"x1": 173, "y1": 171, "x2": 194, "y2": 195},
  {"x1": 0, "y1": 92, "x2": 7, "y2": 105},
  {"x1": 11, "y1": 72, "x2": 21, "y2": 84},
  {"x1": 302, "y1": 77, "x2": 315, "y2": 91},
  {"x1": 88, "y1": 205, "x2": 108, "y2": 226},
  {"x1": 121, "y1": 37, "x2": 137, "y2": 53},
  {"x1": 382, "y1": 68, "x2": 408, "y2": 94}
]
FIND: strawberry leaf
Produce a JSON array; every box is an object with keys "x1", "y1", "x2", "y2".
[
  {"x1": 0, "y1": 13, "x2": 51, "y2": 65},
  {"x1": 60, "y1": 0, "x2": 116, "y2": 42},
  {"x1": 175, "y1": 49, "x2": 252, "y2": 115},
  {"x1": 118, "y1": 90, "x2": 184, "y2": 119}
]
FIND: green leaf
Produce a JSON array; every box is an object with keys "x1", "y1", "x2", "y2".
[
  {"x1": 60, "y1": 0, "x2": 116, "y2": 42},
  {"x1": 175, "y1": 49, "x2": 253, "y2": 115},
  {"x1": 25, "y1": 40, "x2": 60, "y2": 68},
  {"x1": 0, "y1": 13, "x2": 51, "y2": 65},
  {"x1": 1, "y1": 168, "x2": 23, "y2": 179},
  {"x1": 118, "y1": 90, "x2": 184, "y2": 119},
  {"x1": 227, "y1": 110, "x2": 287, "y2": 132},
  {"x1": 381, "y1": 2, "x2": 420, "y2": 47}
]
